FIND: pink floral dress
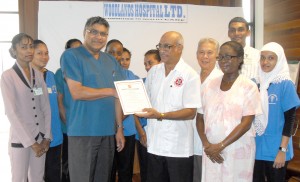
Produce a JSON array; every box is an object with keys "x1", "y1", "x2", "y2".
[{"x1": 201, "y1": 75, "x2": 261, "y2": 182}]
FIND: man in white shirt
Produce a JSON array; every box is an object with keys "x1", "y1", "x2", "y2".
[
  {"x1": 136, "y1": 31, "x2": 201, "y2": 182},
  {"x1": 228, "y1": 17, "x2": 260, "y2": 81}
]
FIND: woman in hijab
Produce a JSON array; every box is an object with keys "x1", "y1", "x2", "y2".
[{"x1": 253, "y1": 42, "x2": 300, "y2": 182}]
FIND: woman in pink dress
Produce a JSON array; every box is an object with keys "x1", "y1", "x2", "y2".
[{"x1": 196, "y1": 41, "x2": 262, "y2": 181}]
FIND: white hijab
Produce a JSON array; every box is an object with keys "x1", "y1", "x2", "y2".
[{"x1": 254, "y1": 42, "x2": 291, "y2": 135}]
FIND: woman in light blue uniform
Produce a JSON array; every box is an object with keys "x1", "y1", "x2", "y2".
[
  {"x1": 253, "y1": 42, "x2": 300, "y2": 182},
  {"x1": 31, "y1": 40, "x2": 63, "y2": 182}
]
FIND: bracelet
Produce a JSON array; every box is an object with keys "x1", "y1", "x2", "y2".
[
  {"x1": 157, "y1": 113, "x2": 165, "y2": 121},
  {"x1": 220, "y1": 142, "x2": 224, "y2": 148}
]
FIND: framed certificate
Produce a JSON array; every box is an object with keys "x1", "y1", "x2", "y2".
[{"x1": 114, "y1": 79, "x2": 152, "y2": 115}]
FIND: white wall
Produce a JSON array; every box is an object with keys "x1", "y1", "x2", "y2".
[{"x1": 39, "y1": 1, "x2": 243, "y2": 78}]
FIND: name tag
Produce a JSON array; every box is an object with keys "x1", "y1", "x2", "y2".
[
  {"x1": 33, "y1": 87, "x2": 43, "y2": 96},
  {"x1": 48, "y1": 87, "x2": 52, "y2": 94}
]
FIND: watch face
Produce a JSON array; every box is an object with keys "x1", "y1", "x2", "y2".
[{"x1": 279, "y1": 147, "x2": 287, "y2": 152}]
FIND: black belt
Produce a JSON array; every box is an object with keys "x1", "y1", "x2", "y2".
[{"x1": 11, "y1": 132, "x2": 45, "y2": 148}]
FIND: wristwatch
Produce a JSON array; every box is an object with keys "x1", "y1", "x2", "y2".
[
  {"x1": 279, "y1": 147, "x2": 287, "y2": 152},
  {"x1": 116, "y1": 124, "x2": 123, "y2": 129}
]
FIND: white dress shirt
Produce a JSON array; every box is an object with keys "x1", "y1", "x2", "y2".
[
  {"x1": 241, "y1": 46, "x2": 260, "y2": 80},
  {"x1": 145, "y1": 58, "x2": 201, "y2": 157}
]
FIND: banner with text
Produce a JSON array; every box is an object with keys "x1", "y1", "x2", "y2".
[{"x1": 103, "y1": 2, "x2": 187, "y2": 22}]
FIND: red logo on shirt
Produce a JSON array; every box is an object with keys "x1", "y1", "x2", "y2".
[{"x1": 174, "y1": 77, "x2": 183, "y2": 87}]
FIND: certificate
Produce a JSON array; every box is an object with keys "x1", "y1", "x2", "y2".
[{"x1": 114, "y1": 79, "x2": 152, "y2": 115}]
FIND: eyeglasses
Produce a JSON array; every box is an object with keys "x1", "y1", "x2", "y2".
[
  {"x1": 217, "y1": 54, "x2": 239, "y2": 61},
  {"x1": 86, "y1": 29, "x2": 108, "y2": 37},
  {"x1": 156, "y1": 43, "x2": 179, "y2": 50}
]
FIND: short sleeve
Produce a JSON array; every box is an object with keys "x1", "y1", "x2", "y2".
[
  {"x1": 281, "y1": 80, "x2": 300, "y2": 111},
  {"x1": 54, "y1": 68, "x2": 64, "y2": 94},
  {"x1": 60, "y1": 50, "x2": 82, "y2": 83}
]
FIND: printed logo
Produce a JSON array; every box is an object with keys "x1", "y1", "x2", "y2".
[
  {"x1": 268, "y1": 94, "x2": 278, "y2": 105},
  {"x1": 174, "y1": 77, "x2": 183, "y2": 87}
]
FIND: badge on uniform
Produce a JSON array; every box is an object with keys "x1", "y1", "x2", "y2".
[
  {"x1": 174, "y1": 77, "x2": 184, "y2": 87},
  {"x1": 33, "y1": 87, "x2": 43, "y2": 96},
  {"x1": 47, "y1": 87, "x2": 52, "y2": 94}
]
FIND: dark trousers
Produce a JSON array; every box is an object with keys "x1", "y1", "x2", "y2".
[
  {"x1": 111, "y1": 135, "x2": 136, "y2": 182},
  {"x1": 61, "y1": 134, "x2": 70, "y2": 182},
  {"x1": 68, "y1": 136, "x2": 115, "y2": 182},
  {"x1": 253, "y1": 160, "x2": 289, "y2": 182},
  {"x1": 147, "y1": 153, "x2": 193, "y2": 182},
  {"x1": 44, "y1": 144, "x2": 62, "y2": 182},
  {"x1": 193, "y1": 155, "x2": 202, "y2": 182},
  {"x1": 137, "y1": 140, "x2": 148, "y2": 182}
]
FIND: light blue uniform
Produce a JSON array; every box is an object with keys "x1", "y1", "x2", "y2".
[
  {"x1": 45, "y1": 70, "x2": 63, "y2": 147},
  {"x1": 255, "y1": 80, "x2": 300, "y2": 161}
]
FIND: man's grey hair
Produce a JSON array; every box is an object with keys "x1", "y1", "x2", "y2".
[
  {"x1": 197, "y1": 38, "x2": 219, "y2": 52},
  {"x1": 84, "y1": 16, "x2": 110, "y2": 30}
]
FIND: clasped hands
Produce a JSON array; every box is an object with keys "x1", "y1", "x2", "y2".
[
  {"x1": 31, "y1": 139, "x2": 50, "y2": 157},
  {"x1": 204, "y1": 142, "x2": 224, "y2": 164}
]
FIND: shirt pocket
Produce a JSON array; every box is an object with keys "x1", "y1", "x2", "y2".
[{"x1": 166, "y1": 86, "x2": 184, "y2": 109}]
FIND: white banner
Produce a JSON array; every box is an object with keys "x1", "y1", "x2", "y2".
[
  {"x1": 38, "y1": 1, "x2": 244, "y2": 78},
  {"x1": 103, "y1": 2, "x2": 188, "y2": 22}
]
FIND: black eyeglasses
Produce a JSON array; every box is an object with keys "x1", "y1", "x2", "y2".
[
  {"x1": 86, "y1": 29, "x2": 108, "y2": 37},
  {"x1": 156, "y1": 43, "x2": 179, "y2": 50},
  {"x1": 217, "y1": 54, "x2": 239, "y2": 61}
]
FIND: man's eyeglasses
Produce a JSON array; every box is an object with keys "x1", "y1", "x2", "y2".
[
  {"x1": 217, "y1": 54, "x2": 239, "y2": 61},
  {"x1": 86, "y1": 29, "x2": 108, "y2": 37},
  {"x1": 156, "y1": 43, "x2": 179, "y2": 50}
]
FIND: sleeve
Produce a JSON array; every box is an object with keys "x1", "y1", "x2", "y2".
[
  {"x1": 183, "y1": 73, "x2": 201, "y2": 108},
  {"x1": 281, "y1": 81, "x2": 300, "y2": 111},
  {"x1": 243, "y1": 81, "x2": 262, "y2": 116},
  {"x1": 54, "y1": 68, "x2": 64, "y2": 94},
  {"x1": 282, "y1": 107, "x2": 296, "y2": 137},
  {"x1": 144, "y1": 67, "x2": 153, "y2": 99},
  {"x1": 1, "y1": 72, "x2": 36, "y2": 147},
  {"x1": 60, "y1": 50, "x2": 82, "y2": 83}
]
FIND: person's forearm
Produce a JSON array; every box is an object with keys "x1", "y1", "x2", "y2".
[
  {"x1": 135, "y1": 116, "x2": 145, "y2": 135},
  {"x1": 279, "y1": 136, "x2": 290, "y2": 149},
  {"x1": 161, "y1": 108, "x2": 196, "y2": 120},
  {"x1": 196, "y1": 113, "x2": 210, "y2": 147},
  {"x1": 57, "y1": 93, "x2": 66, "y2": 122},
  {"x1": 282, "y1": 107, "x2": 296, "y2": 137},
  {"x1": 115, "y1": 98, "x2": 123, "y2": 127},
  {"x1": 66, "y1": 78, "x2": 116, "y2": 100},
  {"x1": 221, "y1": 115, "x2": 254, "y2": 148}
]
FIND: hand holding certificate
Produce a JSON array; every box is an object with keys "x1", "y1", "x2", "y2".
[{"x1": 114, "y1": 79, "x2": 152, "y2": 115}]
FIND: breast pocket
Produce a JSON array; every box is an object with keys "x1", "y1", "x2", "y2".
[{"x1": 167, "y1": 86, "x2": 184, "y2": 110}]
